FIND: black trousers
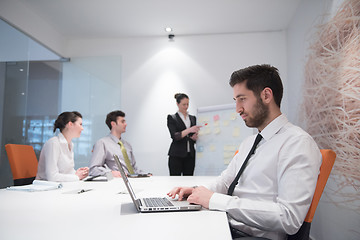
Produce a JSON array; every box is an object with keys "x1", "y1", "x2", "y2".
[
  {"x1": 168, "y1": 153, "x2": 195, "y2": 176},
  {"x1": 230, "y1": 226, "x2": 270, "y2": 240}
]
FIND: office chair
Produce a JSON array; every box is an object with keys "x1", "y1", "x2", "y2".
[
  {"x1": 5, "y1": 144, "x2": 39, "y2": 186},
  {"x1": 234, "y1": 150, "x2": 239, "y2": 156},
  {"x1": 287, "y1": 149, "x2": 336, "y2": 240}
]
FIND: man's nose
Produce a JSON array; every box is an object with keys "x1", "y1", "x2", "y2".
[{"x1": 236, "y1": 102, "x2": 243, "y2": 114}]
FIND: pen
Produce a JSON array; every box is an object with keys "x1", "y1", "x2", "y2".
[{"x1": 78, "y1": 189, "x2": 92, "y2": 194}]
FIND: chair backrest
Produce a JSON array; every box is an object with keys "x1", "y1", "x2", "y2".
[
  {"x1": 304, "y1": 149, "x2": 336, "y2": 223},
  {"x1": 5, "y1": 144, "x2": 38, "y2": 185},
  {"x1": 234, "y1": 150, "x2": 239, "y2": 156},
  {"x1": 288, "y1": 149, "x2": 336, "y2": 240}
]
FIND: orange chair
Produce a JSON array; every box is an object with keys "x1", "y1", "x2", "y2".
[
  {"x1": 5, "y1": 144, "x2": 39, "y2": 186},
  {"x1": 234, "y1": 150, "x2": 239, "y2": 156},
  {"x1": 287, "y1": 149, "x2": 336, "y2": 240}
]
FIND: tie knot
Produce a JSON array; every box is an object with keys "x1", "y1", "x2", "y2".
[
  {"x1": 252, "y1": 134, "x2": 263, "y2": 155},
  {"x1": 255, "y1": 134, "x2": 263, "y2": 144},
  {"x1": 118, "y1": 141, "x2": 124, "y2": 147}
]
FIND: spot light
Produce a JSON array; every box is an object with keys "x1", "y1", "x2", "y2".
[
  {"x1": 165, "y1": 27, "x2": 172, "y2": 32},
  {"x1": 168, "y1": 34, "x2": 175, "y2": 41}
]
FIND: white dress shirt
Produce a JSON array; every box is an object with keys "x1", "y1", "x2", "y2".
[
  {"x1": 178, "y1": 111, "x2": 191, "y2": 152},
  {"x1": 89, "y1": 134, "x2": 144, "y2": 176},
  {"x1": 208, "y1": 114, "x2": 322, "y2": 240},
  {"x1": 36, "y1": 133, "x2": 79, "y2": 182}
]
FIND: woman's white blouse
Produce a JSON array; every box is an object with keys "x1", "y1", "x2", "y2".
[{"x1": 36, "y1": 133, "x2": 79, "y2": 182}]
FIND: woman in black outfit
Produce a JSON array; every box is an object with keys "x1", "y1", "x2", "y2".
[{"x1": 167, "y1": 93, "x2": 201, "y2": 176}]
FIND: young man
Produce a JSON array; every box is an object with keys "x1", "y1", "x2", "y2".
[
  {"x1": 89, "y1": 110, "x2": 146, "y2": 177},
  {"x1": 168, "y1": 65, "x2": 322, "y2": 240}
]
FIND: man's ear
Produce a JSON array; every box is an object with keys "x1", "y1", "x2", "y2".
[{"x1": 261, "y1": 87, "x2": 273, "y2": 104}]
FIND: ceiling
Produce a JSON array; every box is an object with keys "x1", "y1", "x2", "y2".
[{"x1": 15, "y1": 0, "x2": 302, "y2": 40}]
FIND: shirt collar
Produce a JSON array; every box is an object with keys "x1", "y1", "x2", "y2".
[
  {"x1": 177, "y1": 111, "x2": 189, "y2": 119},
  {"x1": 58, "y1": 132, "x2": 73, "y2": 147},
  {"x1": 109, "y1": 133, "x2": 121, "y2": 143},
  {"x1": 259, "y1": 114, "x2": 288, "y2": 141}
]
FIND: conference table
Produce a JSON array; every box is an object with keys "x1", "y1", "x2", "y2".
[{"x1": 0, "y1": 176, "x2": 232, "y2": 240}]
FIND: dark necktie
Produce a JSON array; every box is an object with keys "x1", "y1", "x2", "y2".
[{"x1": 227, "y1": 134, "x2": 263, "y2": 196}]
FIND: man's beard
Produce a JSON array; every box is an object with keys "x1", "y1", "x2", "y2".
[{"x1": 243, "y1": 98, "x2": 269, "y2": 128}]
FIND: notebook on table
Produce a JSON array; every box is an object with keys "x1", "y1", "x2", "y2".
[{"x1": 113, "y1": 154, "x2": 202, "y2": 213}]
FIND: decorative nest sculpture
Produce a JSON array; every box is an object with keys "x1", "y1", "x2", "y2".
[{"x1": 302, "y1": 0, "x2": 360, "y2": 212}]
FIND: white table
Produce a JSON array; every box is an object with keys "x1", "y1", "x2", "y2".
[{"x1": 0, "y1": 176, "x2": 232, "y2": 240}]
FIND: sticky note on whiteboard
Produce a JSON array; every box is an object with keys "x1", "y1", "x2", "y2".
[
  {"x1": 230, "y1": 112, "x2": 237, "y2": 120},
  {"x1": 196, "y1": 152, "x2": 203, "y2": 159},
  {"x1": 232, "y1": 127, "x2": 240, "y2": 137},
  {"x1": 214, "y1": 127, "x2": 221, "y2": 134}
]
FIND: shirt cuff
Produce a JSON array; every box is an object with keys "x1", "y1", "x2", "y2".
[{"x1": 209, "y1": 192, "x2": 233, "y2": 211}]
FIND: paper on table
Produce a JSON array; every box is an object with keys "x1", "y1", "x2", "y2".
[{"x1": 6, "y1": 180, "x2": 63, "y2": 192}]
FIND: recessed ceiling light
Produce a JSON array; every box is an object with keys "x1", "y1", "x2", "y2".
[{"x1": 165, "y1": 27, "x2": 173, "y2": 32}]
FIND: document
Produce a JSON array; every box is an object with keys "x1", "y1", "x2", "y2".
[
  {"x1": 128, "y1": 174, "x2": 150, "y2": 178},
  {"x1": 84, "y1": 172, "x2": 114, "y2": 181},
  {"x1": 6, "y1": 180, "x2": 63, "y2": 192},
  {"x1": 84, "y1": 175, "x2": 108, "y2": 181}
]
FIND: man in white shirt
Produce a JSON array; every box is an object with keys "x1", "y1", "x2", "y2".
[
  {"x1": 89, "y1": 110, "x2": 146, "y2": 177},
  {"x1": 168, "y1": 64, "x2": 322, "y2": 240}
]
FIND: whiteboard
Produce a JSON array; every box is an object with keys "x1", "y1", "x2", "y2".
[{"x1": 194, "y1": 103, "x2": 254, "y2": 176}]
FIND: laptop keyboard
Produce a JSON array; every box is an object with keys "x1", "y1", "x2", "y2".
[{"x1": 143, "y1": 197, "x2": 174, "y2": 207}]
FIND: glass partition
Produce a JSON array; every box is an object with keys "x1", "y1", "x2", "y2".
[
  {"x1": 0, "y1": 60, "x2": 62, "y2": 188},
  {"x1": 61, "y1": 56, "x2": 122, "y2": 168},
  {"x1": 0, "y1": 19, "x2": 122, "y2": 188}
]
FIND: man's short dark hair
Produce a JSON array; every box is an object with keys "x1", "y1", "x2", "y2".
[
  {"x1": 105, "y1": 110, "x2": 125, "y2": 130},
  {"x1": 229, "y1": 64, "x2": 283, "y2": 107}
]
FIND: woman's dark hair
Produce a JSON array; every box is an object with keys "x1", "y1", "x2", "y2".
[
  {"x1": 174, "y1": 93, "x2": 189, "y2": 104},
  {"x1": 105, "y1": 110, "x2": 125, "y2": 130},
  {"x1": 53, "y1": 111, "x2": 82, "y2": 133},
  {"x1": 229, "y1": 64, "x2": 283, "y2": 108}
]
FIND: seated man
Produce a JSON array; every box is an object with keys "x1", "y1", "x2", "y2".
[
  {"x1": 168, "y1": 64, "x2": 322, "y2": 240},
  {"x1": 89, "y1": 110, "x2": 148, "y2": 177}
]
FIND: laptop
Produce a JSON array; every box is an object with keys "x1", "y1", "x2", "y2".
[{"x1": 113, "y1": 154, "x2": 202, "y2": 213}]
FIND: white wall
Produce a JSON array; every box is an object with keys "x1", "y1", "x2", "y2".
[
  {"x1": 286, "y1": 0, "x2": 327, "y2": 125},
  {"x1": 287, "y1": 0, "x2": 344, "y2": 126},
  {"x1": 66, "y1": 32, "x2": 287, "y2": 175}
]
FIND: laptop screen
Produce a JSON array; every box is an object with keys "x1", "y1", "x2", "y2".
[{"x1": 113, "y1": 154, "x2": 139, "y2": 206}]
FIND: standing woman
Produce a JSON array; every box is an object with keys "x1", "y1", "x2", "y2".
[
  {"x1": 36, "y1": 111, "x2": 89, "y2": 182},
  {"x1": 167, "y1": 93, "x2": 201, "y2": 176}
]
